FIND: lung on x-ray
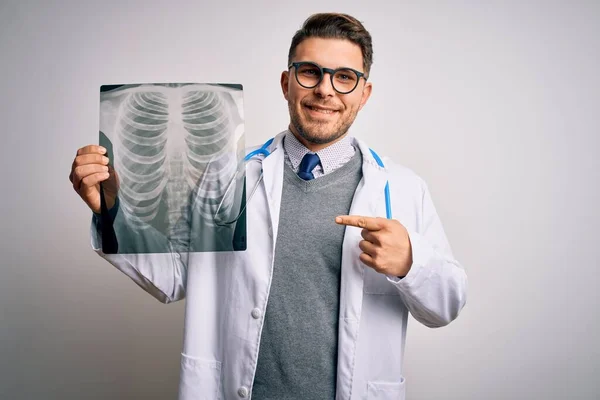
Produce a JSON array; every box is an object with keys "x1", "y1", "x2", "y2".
[{"x1": 98, "y1": 83, "x2": 247, "y2": 254}]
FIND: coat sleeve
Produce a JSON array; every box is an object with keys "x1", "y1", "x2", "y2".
[
  {"x1": 87, "y1": 145, "x2": 248, "y2": 304},
  {"x1": 388, "y1": 177, "x2": 468, "y2": 328},
  {"x1": 89, "y1": 200, "x2": 188, "y2": 304},
  {"x1": 88, "y1": 166, "x2": 245, "y2": 303}
]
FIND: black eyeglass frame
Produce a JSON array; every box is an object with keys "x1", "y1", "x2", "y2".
[{"x1": 288, "y1": 61, "x2": 367, "y2": 94}]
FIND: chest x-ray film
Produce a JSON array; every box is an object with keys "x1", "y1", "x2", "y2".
[{"x1": 98, "y1": 83, "x2": 247, "y2": 254}]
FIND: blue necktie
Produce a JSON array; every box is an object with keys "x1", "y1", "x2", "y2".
[{"x1": 298, "y1": 153, "x2": 321, "y2": 180}]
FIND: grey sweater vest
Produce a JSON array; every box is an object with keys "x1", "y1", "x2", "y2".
[{"x1": 251, "y1": 151, "x2": 363, "y2": 399}]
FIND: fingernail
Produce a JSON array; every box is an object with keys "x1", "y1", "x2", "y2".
[
  {"x1": 102, "y1": 166, "x2": 109, "y2": 171},
  {"x1": 103, "y1": 156, "x2": 109, "y2": 164},
  {"x1": 99, "y1": 147, "x2": 107, "y2": 154},
  {"x1": 335, "y1": 217, "x2": 342, "y2": 223}
]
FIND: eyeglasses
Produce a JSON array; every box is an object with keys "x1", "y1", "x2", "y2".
[{"x1": 288, "y1": 61, "x2": 367, "y2": 94}]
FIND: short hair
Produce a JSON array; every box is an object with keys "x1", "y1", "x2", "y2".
[{"x1": 287, "y1": 13, "x2": 374, "y2": 77}]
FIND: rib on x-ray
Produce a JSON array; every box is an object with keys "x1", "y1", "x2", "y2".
[{"x1": 98, "y1": 83, "x2": 246, "y2": 254}]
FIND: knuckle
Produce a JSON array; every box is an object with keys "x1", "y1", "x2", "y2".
[
  {"x1": 370, "y1": 259, "x2": 381, "y2": 270},
  {"x1": 370, "y1": 255, "x2": 384, "y2": 268},
  {"x1": 78, "y1": 165, "x2": 89, "y2": 177},
  {"x1": 81, "y1": 173, "x2": 97, "y2": 188},
  {"x1": 366, "y1": 232, "x2": 377, "y2": 243},
  {"x1": 372, "y1": 247, "x2": 382, "y2": 258}
]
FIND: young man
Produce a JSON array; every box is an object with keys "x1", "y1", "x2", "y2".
[{"x1": 70, "y1": 13, "x2": 467, "y2": 400}]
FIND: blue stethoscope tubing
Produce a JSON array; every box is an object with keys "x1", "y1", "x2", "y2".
[{"x1": 244, "y1": 138, "x2": 392, "y2": 220}]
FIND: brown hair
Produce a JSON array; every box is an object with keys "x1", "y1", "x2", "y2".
[{"x1": 287, "y1": 13, "x2": 374, "y2": 76}]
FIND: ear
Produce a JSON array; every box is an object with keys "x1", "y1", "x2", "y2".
[
  {"x1": 281, "y1": 71, "x2": 290, "y2": 101},
  {"x1": 358, "y1": 81, "x2": 373, "y2": 111}
]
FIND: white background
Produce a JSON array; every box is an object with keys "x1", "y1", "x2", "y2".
[{"x1": 1, "y1": 1, "x2": 599, "y2": 399}]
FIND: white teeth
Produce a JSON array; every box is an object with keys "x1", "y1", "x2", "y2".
[{"x1": 309, "y1": 106, "x2": 334, "y2": 114}]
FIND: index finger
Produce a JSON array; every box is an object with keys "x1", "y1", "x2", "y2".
[
  {"x1": 77, "y1": 145, "x2": 106, "y2": 156},
  {"x1": 335, "y1": 215, "x2": 384, "y2": 231}
]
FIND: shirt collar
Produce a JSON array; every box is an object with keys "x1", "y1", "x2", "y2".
[{"x1": 283, "y1": 129, "x2": 356, "y2": 174}]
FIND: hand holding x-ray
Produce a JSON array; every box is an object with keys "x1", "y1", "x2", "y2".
[{"x1": 69, "y1": 144, "x2": 120, "y2": 214}]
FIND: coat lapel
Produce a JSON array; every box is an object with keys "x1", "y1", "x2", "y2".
[
  {"x1": 257, "y1": 132, "x2": 286, "y2": 246},
  {"x1": 336, "y1": 137, "x2": 390, "y2": 399}
]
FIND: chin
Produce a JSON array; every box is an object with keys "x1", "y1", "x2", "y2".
[
  {"x1": 297, "y1": 124, "x2": 346, "y2": 145},
  {"x1": 289, "y1": 106, "x2": 351, "y2": 145}
]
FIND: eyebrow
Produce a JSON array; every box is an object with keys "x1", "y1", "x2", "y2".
[{"x1": 295, "y1": 61, "x2": 363, "y2": 72}]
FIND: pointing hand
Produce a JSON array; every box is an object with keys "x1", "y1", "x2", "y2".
[{"x1": 335, "y1": 215, "x2": 413, "y2": 277}]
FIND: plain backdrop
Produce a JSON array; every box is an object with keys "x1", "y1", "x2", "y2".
[{"x1": 1, "y1": 1, "x2": 599, "y2": 399}]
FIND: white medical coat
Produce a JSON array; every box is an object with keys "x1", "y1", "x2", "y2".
[{"x1": 91, "y1": 130, "x2": 468, "y2": 400}]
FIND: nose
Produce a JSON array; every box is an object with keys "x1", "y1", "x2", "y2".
[{"x1": 313, "y1": 72, "x2": 336, "y2": 98}]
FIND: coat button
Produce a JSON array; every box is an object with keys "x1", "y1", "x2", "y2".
[
  {"x1": 238, "y1": 386, "x2": 249, "y2": 398},
  {"x1": 251, "y1": 308, "x2": 262, "y2": 319}
]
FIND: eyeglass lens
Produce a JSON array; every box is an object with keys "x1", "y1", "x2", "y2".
[{"x1": 295, "y1": 63, "x2": 359, "y2": 93}]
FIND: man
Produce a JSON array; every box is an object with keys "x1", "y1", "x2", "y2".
[{"x1": 70, "y1": 12, "x2": 467, "y2": 400}]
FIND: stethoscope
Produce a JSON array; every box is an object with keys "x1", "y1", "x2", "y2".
[{"x1": 214, "y1": 137, "x2": 392, "y2": 225}]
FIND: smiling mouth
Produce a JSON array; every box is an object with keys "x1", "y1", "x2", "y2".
[{"x1": 306, "y1": 105, "x2": 339, "y2": 114}]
